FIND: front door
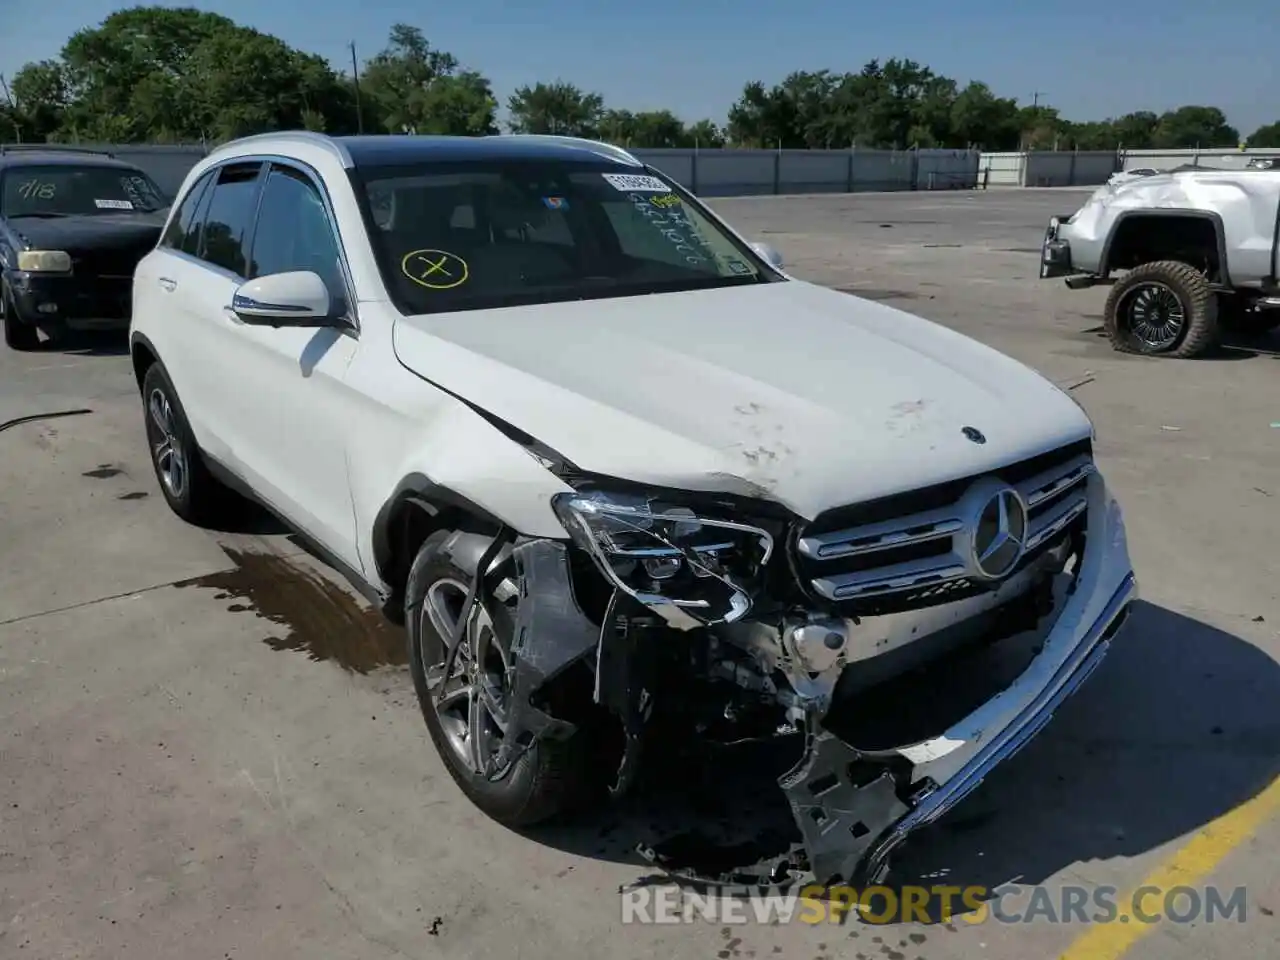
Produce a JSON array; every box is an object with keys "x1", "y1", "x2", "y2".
[{"x1": 209, "y1": 161, "x2": 361, "y2": 569}]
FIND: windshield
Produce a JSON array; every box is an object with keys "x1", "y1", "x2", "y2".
[
  {"x1": 355, "y1": 160, "x2": 780, "y2": 314},
  {"x1": 0, "y1": 164, "x2": 168, "y2": 218}
]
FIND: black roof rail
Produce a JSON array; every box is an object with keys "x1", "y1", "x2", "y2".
[{"x1": 0, "y1": 144, "x2": 116, "y2": 159}]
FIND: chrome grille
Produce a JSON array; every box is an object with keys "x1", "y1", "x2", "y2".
[{"x1": 794, "y1": 440, "x2": 1092, "y2": 610}]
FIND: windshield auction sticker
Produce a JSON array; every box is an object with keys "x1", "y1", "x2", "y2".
[
  {"x1": 401, "y1": 249, "x2": 469, "y2": 290},
  {"x1": 94, "y1": 199, "x2": 134, "y2": 210},
  {"x1": 602, "y1": 173, "x2": 671, "y2": 192}
]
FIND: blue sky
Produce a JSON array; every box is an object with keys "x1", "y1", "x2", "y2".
[{"x1": 1, "y1": 0, "x2": 1276, "y2": 135}]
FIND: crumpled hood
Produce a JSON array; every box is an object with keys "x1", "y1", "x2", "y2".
[{"x1": 392, "y1": 281, "x2": 1092, "y2": 519}]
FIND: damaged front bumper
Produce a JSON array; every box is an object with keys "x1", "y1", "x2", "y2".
[
  {"x1": 854, "y1": 569, "x2": 1133, "y2": 883},
  {"x1": 460, "y1": 472, "x2": 1137, "y2": 888},
  {"x1": 777, "y1": 477, "x2": 1136, "y2": 886}
]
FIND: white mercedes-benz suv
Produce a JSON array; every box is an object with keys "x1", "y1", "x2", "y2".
[{"x1": 129, "y1": 131, "x2": 1136, "y2": 886}]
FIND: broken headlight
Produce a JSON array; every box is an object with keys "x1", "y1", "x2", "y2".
[{"x1": 551, "y1": 490, "x2": 774, "y2": 626}]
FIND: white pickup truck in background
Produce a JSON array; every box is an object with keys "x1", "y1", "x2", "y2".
[{"x1": 1041, "y1": 168, "x2": 1280, "y2": 357}]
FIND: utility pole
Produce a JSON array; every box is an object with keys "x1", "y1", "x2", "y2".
[
  {"x1": 349, "y1": 41, "x2": 364, "y2": 134},
  {"x1": 0, "y1": 73, "x2": 21, "y2": 142},
  {"x1": 1032, "y1": 91, "x2": 1045, "y2": 109}
]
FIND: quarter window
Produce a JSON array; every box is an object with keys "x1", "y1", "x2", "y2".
[
  {"x1": 159, "y1": 170, "x2": 214, "y2": 253},
  {"x1": 196, "y1": 162, "x2": 263, "y2": 277},
  {"x1": 248, "y1": 164, "x2": 347, "y2": 309}
]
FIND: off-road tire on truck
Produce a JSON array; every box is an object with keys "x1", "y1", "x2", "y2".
[
  {"x1": 406, "y1": 530, "x2": 594, "y2": 827},
  {"x1": 1103, "y1": 260, "x2": 1220, "y2": 358},
  {"x1": 2, "y1": 283, "x2": 40, "y2": 352}
]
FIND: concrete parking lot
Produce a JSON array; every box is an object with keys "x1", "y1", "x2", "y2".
[{"x1": 2, "y1": 188, "x2": 1277, "y2": 960}]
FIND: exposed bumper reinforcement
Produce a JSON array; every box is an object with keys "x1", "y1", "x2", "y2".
[{"x1": 856, "y1": 570, "x2": 1138, "y2": 882}]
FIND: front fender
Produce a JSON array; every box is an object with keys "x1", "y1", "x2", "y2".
[{"x1": 352, "y1": 396, "x2": 575, "y2": 590}]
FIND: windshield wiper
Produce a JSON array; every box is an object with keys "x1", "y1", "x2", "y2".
[{"x1": 7, "y1": 211, "x2": 70, "y2": 219}]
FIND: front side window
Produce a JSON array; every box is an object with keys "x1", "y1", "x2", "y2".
[
  {"x1": 355, "y1": 160, "x2": 781, "y2": 315},
  {"x1": 0, "y1": 164, "x2": 168, "y2": 218},
  {"x1": 247, "y1": 164, "x2": 346, "y2": 309},
  {"x1": 196, "y1": 163, "x2": 263, "y2": 277}
]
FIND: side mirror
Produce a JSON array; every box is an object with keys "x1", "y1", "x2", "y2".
[
  {"x1": 750, "y1": 241, "x2": 784, "y2": 269},
  {"x1": 230, "y1": 271, "x2": 339, "y2": 327}
]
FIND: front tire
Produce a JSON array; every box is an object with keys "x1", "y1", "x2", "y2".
[
  {"x1": 1104, "y1": 260, "x2": 1219, "y2": 358},
  {"x1": 2, "y1": 285, "x2": 40, "y2": 352},
  {"x1": 140, "y1": 362, "x2": 235, "y2": 526},
  {"x1": 405, "y1": 530, "x2": 592, "y2": 827}
]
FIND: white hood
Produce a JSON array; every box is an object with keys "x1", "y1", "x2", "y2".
[{"x1": 391, "y1": 281, "x2": 1092, "y2": 519}]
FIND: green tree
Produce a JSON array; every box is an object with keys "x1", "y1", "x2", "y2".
[
  {"x1": 948, "y1": 82, "x2": 1020, "y2": 149},
  {"x1": 359, "y1": 24, "x2": 497, "y2": 135},
  {"x1": 8, "y1": 61, "x2": 70, "y2": 141},
  {"x1": 507, "y1": 81, "x2": 603, "y2": 137},
  {"x1": 6, "y1": 5, "x2": 356, "y2": 143},
  {"x1": 1151, "y1": 106, "x2": 1239, "y2": 149},
  {"x1": 726, "y1": 78, "x2": 804, "y2": 147},
  {"x1": 1109, "y1": 111, "x2": 1159, "y2": 149},
  {"x1": 1245, "y1": 121, "x2": 1280, "y2": 148},
  {"x1": 686, "y1": 119, "x2": 726, "y2": 148}
]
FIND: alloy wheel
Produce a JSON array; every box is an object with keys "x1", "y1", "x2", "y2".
[
  {"x1": 421, "y1": 577, "x2": 515, "y2": 780},
  {"x1": 1122, "y1": 281, "x2": 1186, "y2": 351},
  {"x1": 148, "y1": 387, "x2": 187, "y2": 499}
]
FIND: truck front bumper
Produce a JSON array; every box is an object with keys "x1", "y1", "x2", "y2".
[{"x1": 1039, "y1": 216, "x2": 1077, "y2": 279}]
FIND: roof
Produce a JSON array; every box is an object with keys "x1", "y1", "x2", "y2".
[
  {"x1": 206, "y1": 130, "x2": 643, "y2": 171},
  {"x1": 0, "y1": 149, "x2": 141, "y2": 172},
  {"x1": 337, "y1": 134, "x2": 641, "y2": 168}
]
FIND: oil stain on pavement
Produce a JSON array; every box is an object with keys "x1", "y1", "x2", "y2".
[{"x1": 176, "y1": 548, "x2": 407, "y2": 674}]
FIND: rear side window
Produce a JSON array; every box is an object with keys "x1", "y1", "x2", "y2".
[
  {"x1": 248, "y1": 164, "x2": 347, "y2": 309},
  {"x1": 195, "y1": 162, "x2": 263, "y2": 277},
  {"x1": 159, "y1": 170, "x2": 215, "y2": 253}
]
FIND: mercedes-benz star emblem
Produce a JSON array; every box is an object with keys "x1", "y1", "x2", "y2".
[{"x1": 971, "y1": 487, "x2": 1027, "y2": 579}]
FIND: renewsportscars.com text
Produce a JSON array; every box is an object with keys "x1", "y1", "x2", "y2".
[{"x1": 620, "y1": 883, "x2": 1250, "y2": 926}]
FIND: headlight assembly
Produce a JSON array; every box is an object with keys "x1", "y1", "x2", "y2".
[
  {"x1": 17, "y1": 250, "x2": 73, "y2": 273},
  {"x1": 551, "y1": 490, "x2": 774, "y2": 626}
]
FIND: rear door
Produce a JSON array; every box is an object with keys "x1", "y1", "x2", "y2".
[
  {"x1": 165, "y1": 161, "x2": 267, "y2": 468},
  {"x1": 132, "y1": 167, "x2": 230, "y2": 453}
]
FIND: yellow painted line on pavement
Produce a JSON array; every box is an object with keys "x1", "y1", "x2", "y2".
[{"x1": 1058, "y1": 775, "x2": 1280, "y2": 960}]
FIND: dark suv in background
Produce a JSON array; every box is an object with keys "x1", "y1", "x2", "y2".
[{"x1": 0, "y1": 147, "x2": 170, "y2": 351}]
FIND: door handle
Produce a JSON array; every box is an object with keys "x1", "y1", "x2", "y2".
[{"x1": 157, "y1": 277, "x2": 177, "y2": 292}]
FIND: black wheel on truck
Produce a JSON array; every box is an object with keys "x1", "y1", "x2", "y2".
[
  {"x1": 1, "y1": 283, "x2": 40, "y2": 351},
  {"x1": 1103, "y1": 260, "x2": 1219, "y2": 358},
  {"x1": 405, "y1": 529, "x2": 595, "y2": 827}
]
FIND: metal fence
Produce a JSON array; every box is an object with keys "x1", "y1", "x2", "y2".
[
  {"x1": 977, "y1": 147, "x2": 1280, "y2": 188},
  {"x1": 0, "y1": 141, "x2": 983, "y2": 199},
  {"x1": 7, "y1": 141, "x2": 1277, "y2": 198}
]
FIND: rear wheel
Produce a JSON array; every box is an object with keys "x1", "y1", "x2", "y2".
[
  {"x1": 141, "y1": 362, "x2": 236, "y2": 526},
  {"x1": 1, "y1": 285, "x2": 40, "y2": 352},
  {"x1": 405, "y1": 530, "x2": 593, "y2": 826},
  {"x1": 1103, "y1": 260, "x2": 1219, "y2": 358}
]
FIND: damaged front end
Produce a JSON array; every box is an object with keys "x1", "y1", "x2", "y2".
[{"x1": 442, "y1": 441, "x2": 1137, "y2": 887}]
